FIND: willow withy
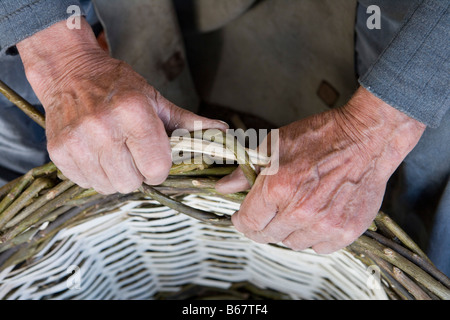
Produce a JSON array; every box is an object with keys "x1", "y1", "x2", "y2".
[{"x1": 0, "y1": 79, "x2": 449, "y2": 300}]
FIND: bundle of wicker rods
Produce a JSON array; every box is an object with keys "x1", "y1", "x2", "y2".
[{"x1": 0, "y1": 79, "x2": 449, "y2": 300}]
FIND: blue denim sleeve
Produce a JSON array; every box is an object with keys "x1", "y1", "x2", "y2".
[
  {"x1": 359, "y1": 0, "x2": 450, "y2": 128},
  {"x1": 0, "y1": 0, "x2": 83, "y2": 55}
]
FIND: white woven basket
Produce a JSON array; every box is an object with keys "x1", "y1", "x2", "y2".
[{"x1": 0, "y1": 194, "x2": 387, "y2": 300}]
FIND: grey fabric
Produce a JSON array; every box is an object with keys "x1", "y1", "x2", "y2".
[
  {"x1": 394, "y1": 111, "x2": 450, "y2": 276},
  {"x1": 381, "y1": 108, "x2": 450, "y2": 277},
  {"x1": 355, "y1": 0, "x2": 419, "y2": 78},
  {"x1": 358, "y1": 0, "x2": 450, "y2": 128},
  {"x1": 176, "y1": 0, "x2": 257, "y2": 32},
  {"x1": 356, "y1": 0, "x2": 450, "y2": 276},
  {"x1": 0, "y1": 0, "x2": 83, "y2": 55},
  {"x1": 427, "y1": 177, "x2": 450, "y2": 275},
  {"x1": 0, "y1": 54, "x2": 48, "y2": 186}
]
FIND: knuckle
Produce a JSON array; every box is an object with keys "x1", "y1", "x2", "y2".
[
  {"x1": 79, "y1": 116, "x2": 112, "y2": 141},
  {"x1": 317, "y1": 213, "x2": 346, "y2": 233},
  {"x1": 141, "y1": 156, "x2": 172, "y2": 185},
  {"x1": 115, "y1": 177, "x2": 143, "y2": 194},
  {"x1": 289, "y1": 245, "x2": 307, "y2": 252},
  {"x1": 239, "y1": 213, "x2": 263, "y2": 232},
  {"x1": 284, "y1": 208, "x2": 309, "y2": 226},
  {"x1": 115, "y1": 186, "x2": 134, "y2": 194},
  {"x1": 341, "y1": 229, "x2": 361, "y2": 246},
  {"x1": 282, "y1": 240, "x2": 296, "y2": 250},
  {"x1": 250, "y1": 230, "x2": 281, "y2": 244},
  {"x1": 248, "y1": 234, "x2": 270, "y2": 245},
  {"x1": 281, "y1": 239, "x2": 293, "y2": 249},
  {"x1": 293, "y1": 242, "x2": 309, "y2": 251},
  {"x1": 75, "y1": 180, "x2": 91, "y2": 189},
  {"x1": 312, "y1": 242, "x2": 336, "y2": 254},
  {"x1": 93, "y1": 185, "x2": 116, "y2": 195},
  {"x1": 114, "y1": 94, "x2": 153, "y2": 119},
  {"x1": 312, "y1": 245, "x2": 327, "y2": 254},
  {"x1": 282, "y1": 238, "x2": 307, "y2": 252},
  {"x1": 264, "y1": 234, "x2": 283, "y2": 244}
]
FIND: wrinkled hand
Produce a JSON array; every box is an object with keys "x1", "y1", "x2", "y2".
[
  {"x1": 18, "y1": 19, "x2": 227, "y2": 194},
  {"x1": 216, "y1": 87, "x2": 425, "y2": 253}
]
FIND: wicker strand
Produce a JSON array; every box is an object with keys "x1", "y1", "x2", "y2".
[
  {"x1": 0, "y1": 80, "x2": 46, "y2": 129},
  {"x1": 350, "y1": 236, "x2": 450, "y2": 300},
  {"x1": 1, "y1": 78, "x2": 449, "y2": 300}
]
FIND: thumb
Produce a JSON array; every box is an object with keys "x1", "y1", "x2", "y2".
[
  {"x1": 153, "y1": 92, "x2": 229, "y2": 132},
  {"x1": 215, "y1": 167, "x2": 251, "y2": 194}
]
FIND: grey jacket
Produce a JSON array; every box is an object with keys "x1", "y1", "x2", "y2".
[
  {"x1": 0, "y1": 0, "x2": 83, "y2": 54},
  {"x1": 358, "y1": 0, "x2": 449, "y2": 128},
  {"x1": 0, "y1": 0, "x2": 448, "y2": 128}
]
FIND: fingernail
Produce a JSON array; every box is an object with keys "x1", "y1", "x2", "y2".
[{"x1": 217, "y1": 120, "x2": 230, "y2": 129}]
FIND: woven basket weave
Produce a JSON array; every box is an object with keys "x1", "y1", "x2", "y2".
[
  {"x1": 0, "y1": 195, "x2": 388, "y2": 300},
  {"x1": 0, "y1": 79, "x2": 449, "y2": 300}
]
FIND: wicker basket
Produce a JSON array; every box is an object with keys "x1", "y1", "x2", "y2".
[
  {"x1": 0, "y1": 80, "x2": 449, "y2": 300},
  {"x1": 0, "y1": 175, "x2": 449, "y2": 300},
  {"x1": 0, "y1": 194, "x2": 389, "y2": 300}
]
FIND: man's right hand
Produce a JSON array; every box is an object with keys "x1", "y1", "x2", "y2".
[{"x1": 17, "y1": 18, "x2": 227, "y2": 195}]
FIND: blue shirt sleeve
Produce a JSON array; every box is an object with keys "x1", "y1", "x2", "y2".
[
  {"x1": 359, "y1": 0, "x2": 449, "y2": 128},
  {"x1": 0, "y1": 0, "x2": 83, "y2": 55}
]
